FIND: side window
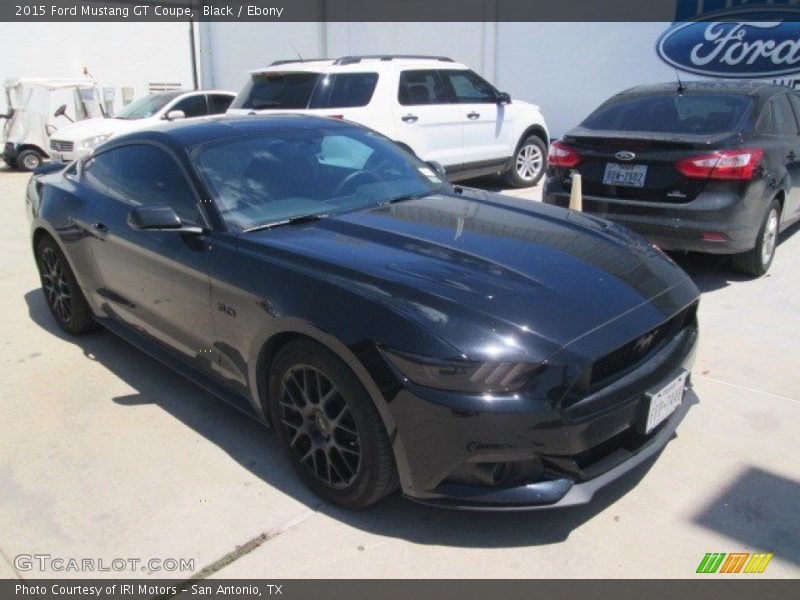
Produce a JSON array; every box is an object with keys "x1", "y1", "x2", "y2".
[
  {"x1": 318, "y1": 134, "x2": 375, "y2": 169},
  {"x1": 770, "y1": 94, "x2": 798, "y2": 135},
  {"x1": 398, "y1": 70, "x2": 451, "y2": 106},
  {"x1": 310, "y1": 73, "x2": 379, "y2": 109},
  {"x1": 171, "y1": 94, "x2": 208, "y2": 118},
  {"x1": 440, "y1": 70, "x2": 497, "y2": 103},
  {"x1": 756, "y1": 101, "x2": 774, "y2": 135},
  {"x1": 83, "y1": 145, "x2": 199, "y2": 223},
  {"x1": 207, "y1": 94, "x2": 234, "y2": 114},
  {"x1": 788, "y1": 94, "x2": 800, "y2": 133}
]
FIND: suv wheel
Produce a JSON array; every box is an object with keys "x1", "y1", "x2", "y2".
[
  {"x1": 16, "y1": 149, "x2": 44, "y2": 171},
  {"x1": 267, "y1": 340, "x2": 398, "y2": 508},
  {"x1": 731, "y1": 199, "x2": 780, "y2": 277},
  {"x1": 504, "y1": 134, "x2": 547, "y2": 188}
]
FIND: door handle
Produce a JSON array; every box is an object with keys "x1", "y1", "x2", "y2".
[
  {"x1": 401, "y1": 114, "x2": 418, "y2": 123},
  {"x1": 467, "y1": 111, "x2": 480, "y2": 119}
]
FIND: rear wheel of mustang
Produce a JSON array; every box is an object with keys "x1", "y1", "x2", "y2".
[
  {"x1": 731, "y1": 198, "x2": 780, "y2": 277},
  {"x1": 35, "y1": 235, "x2": 96, "y2": 334},
  {"x1": 267, "y1": 340, "x2": 398, "y2": 508}
]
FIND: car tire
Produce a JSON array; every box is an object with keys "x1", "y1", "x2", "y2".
[
  {"x1": 730, "y1": 198, "x2": 780, "y2": 277},
  {"x1": 267, "y1": 340, "x2": 399, "y2": 508},
  {"x1": 503, "y1": 134, "x2": 547, "y2": 188},
  {"x1": 16, "y1": 149, "x2": 43, "y2": 171},
  {"x1": 35, "y1": 235, "x2": 96, "y2": 334}
]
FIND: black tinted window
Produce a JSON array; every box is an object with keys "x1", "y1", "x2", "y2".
[
  {"x1": 756, "y1": 102, "x2": 774, "y2": 135},
  {"x1": 398, "y1": 70, "x2": 451, "y2": 106},
  {"x1": 231, "y1": 72, "x2": 320, "y2": 110},
  {"x1": 208, "y1": 94, "x2": 233, "y2": 114},
  {"x1": 172, "y1": 94, "x2": 208, "y2": 117},
  {"x1": 440, "y1": 70, "x2": 497, "y2": 103},
  {"x1": 84, "y1": 145, "x2": 198, "y2": 222},
  {"x1": 582, "y1": 93, "x2": 752, "y2": 135},
  {"x1": 309, "y1": 73, "x2": 379, "y2": 108},
  {"x1": 770, "y1": 94, "x2": 798, "y2": 135}
]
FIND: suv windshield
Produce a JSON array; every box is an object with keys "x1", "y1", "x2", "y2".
[
  {"x1": 115, "y1": 92, "x2": 182, "y2": 120},
  {"x1": 581, "y1": 93, "x2": 753, "y2": 135},
  {"x1": 192, "y1": 126, "x2": 447, "y2": 231},
  {"x1": 230, "y1": 71, "x2": 379, "y2": 110}
]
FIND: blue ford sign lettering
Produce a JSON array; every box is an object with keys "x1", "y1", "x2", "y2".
[{"x1": 657, "y1": 8, "x2": 800, "y2": 78}]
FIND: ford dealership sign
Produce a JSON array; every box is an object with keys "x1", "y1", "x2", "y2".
[{"x1": 657, "y1": 9, "x2": 800, "y2": 78}]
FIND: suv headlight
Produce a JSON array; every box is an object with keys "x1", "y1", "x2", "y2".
[
  {"x1": 382, "y1": 348, "x2": 541, "y2": 394},
  {"x1": 79, "y1": 133, "x2": 112, "y2": 149}
]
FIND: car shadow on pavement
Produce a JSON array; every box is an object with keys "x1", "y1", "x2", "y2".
[
  {"x1": 670, "y1": 220, "x2": 800, "y2": 294},
  {"x1": 692, "y1": 466, "x2": 800, "y2": 567},
  {"x1": 24, "y1": 287, "x2": 684, "y2": 549}
]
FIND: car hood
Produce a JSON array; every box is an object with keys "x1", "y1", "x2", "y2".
[
  {"x1": 240, "y1": 190, "x2": 698, "y2": 362},
  {"x1": 50, "y1": 117, "x2": 144, "y2": 141}
]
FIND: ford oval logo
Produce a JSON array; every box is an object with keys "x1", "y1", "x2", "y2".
[
  {"x1": 656, "y1": 8, "x2": 800, "y2": 78},
  {"x1": 615, "y1": 151, "x2": 636, "y2": 161}
]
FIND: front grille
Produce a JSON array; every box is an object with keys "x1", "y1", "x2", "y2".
[
  {"x1": 590, "y1": 303, "x2": 697, "y2": 386},
  {"x1": 50, "y1": 140, "x2": 74, "y2": 152}
]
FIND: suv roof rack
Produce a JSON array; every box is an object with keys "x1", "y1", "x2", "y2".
[
  {"x1": 269, "y1": 58, "x2": 331, "y2": 67},
  {"x1": 332, "y1": 55, "x2": 455, "y2": 66}
]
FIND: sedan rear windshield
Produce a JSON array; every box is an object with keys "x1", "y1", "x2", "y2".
[
  {"x1": 581, "y1": 93, "x2": 753, "y2": 135},
  {"x1": 230, "y1": 71, "x2": 378, "y2": 110}
]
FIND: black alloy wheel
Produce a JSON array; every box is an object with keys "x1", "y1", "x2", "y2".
[
  {"x1": 278, "y1": 364, "x2": 362, "y2": 489},
  {"x1": 267, "y1": 340, "x2": 398, "y2": 507},
  {"x1": 35, "y1": 236, "x2": 96, "y2": 334}
]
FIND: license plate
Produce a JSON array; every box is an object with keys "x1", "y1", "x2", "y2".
[
  {"x1": 603, "y1": 163, "x2": 647, "y2": 187},
  {"x1": 644, "y1": 371, "x2": 688, "y2": 434}
]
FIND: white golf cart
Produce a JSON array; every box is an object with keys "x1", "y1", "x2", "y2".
[{"x1": 1, "y1": 77, "x2": 104, "y2": 171}]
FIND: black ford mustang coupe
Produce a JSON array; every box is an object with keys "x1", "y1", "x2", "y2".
[{"x1": 27, "y1": 115, "x2": 699, "y2": 509}]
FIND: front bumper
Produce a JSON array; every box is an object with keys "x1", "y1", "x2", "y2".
[
  {"x1": 375, "y1": 311, "x2": 698, "y2": 510},
  {"x1": 543, "y1": 175, "x2": 765, "y2": 254}
]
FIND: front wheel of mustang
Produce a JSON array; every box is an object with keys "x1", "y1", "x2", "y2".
[{"x1": 267, "y1": 340, "x2": 398, "y2": 508}]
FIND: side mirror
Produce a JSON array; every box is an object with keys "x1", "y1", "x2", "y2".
[
  {"x1": 426, "y1": 160, "x2": 447, "y2": 179},
  {"x1": 165, "y1": 109, "x2": 186, "y2": 121},
  {"x1": 128, "y1": 204, "x2": 204, "y2": 234},
  {"x1": 53, "y1": 104, "x2": 67, "y2": 118},
  {"x1": 497, "y1": 92, "x2": 511, "y2": 105}
]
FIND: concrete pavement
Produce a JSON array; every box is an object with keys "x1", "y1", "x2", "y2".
[{"x1": 1, "y1": 167, "x2": 798, "y2": 579}]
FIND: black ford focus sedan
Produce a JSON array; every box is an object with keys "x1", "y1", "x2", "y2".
[
  {"x1": 27, "y1": 115, "x2": 699, "y2": 509},
  {"x1": 543, "y1": 81, "x2": 800, "y2": 277}
]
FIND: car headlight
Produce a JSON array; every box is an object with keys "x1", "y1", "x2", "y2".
[
  {"x1": 79, "y1": 133, "x2": 112, "y2": 149},
  {"x1": 381, "y1": 348, "x2": 541, "y2": 394}
]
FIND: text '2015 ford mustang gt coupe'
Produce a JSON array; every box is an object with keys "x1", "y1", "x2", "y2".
[{"x1": 27, "y1": 115, "x2": 699, "y2": 509}]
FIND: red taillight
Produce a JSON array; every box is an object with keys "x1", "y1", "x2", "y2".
[
  {"x1": 327, "y1": 114, "x2": 344, "y2": 120},
  {"x1": 675, "y1": 148, "x2": 763, "y2": 180},
  {"x1": 548, "y1": 140, "x2": 582, "y2": 168}
]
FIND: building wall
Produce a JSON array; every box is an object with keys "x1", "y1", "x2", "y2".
[
  {"x1": 0, "y1": 21, "x2": 194, "y2": 115},
  {"x1": 200, "y1": 21, "x2": 702, "y2": 139}
]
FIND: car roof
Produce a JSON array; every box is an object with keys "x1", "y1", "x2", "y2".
[
  {"x1": 617, "y1": 80, "x2": 794, "y2": 98},
  {"x1": 103, "y1": 114, "x2": 360, "y2": 152},
  {"x1": 248, "y1": 56, "x2": 469, "y2": 74}
]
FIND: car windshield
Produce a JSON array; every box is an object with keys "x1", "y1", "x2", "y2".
[
  {"x1": 581, "y1": 93, "x2": 753, "y2": 135},
  {"x1": 115, "y1": 92, "x2": 182, "y2": 120},
  {"x1": 192, "y1": 126, "x2": 448, "y2": 231}
]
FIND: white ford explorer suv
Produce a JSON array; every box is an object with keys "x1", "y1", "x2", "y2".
[
  {"x1": 48, "y1": 89, "x2": 236, "y2": 162},
  {"x1": 227, "y1": 55, "x2": 549, "y2": 187}
]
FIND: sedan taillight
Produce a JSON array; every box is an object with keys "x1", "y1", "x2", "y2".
[
  {"x1": 675, "y1": 148, "x2": 763, "y2": 180},
  {"x1": 548, "y1": 140, "x2": 582, "y2": 168}
]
